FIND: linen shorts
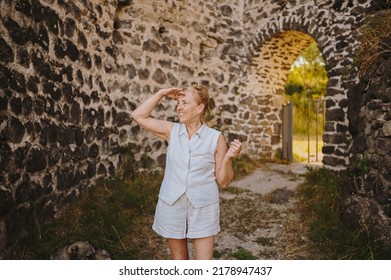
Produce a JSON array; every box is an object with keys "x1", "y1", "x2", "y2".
[{"x1": 152, "y1": 194, "x2": 220, "y2": 239}]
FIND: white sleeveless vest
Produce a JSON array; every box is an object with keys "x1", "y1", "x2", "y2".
[{"x1": 158, "y1": 123, "x2": 221, "y2": 208}]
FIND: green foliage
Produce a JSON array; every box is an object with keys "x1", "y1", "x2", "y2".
[
  {"x1": 255, "y1": 237, "x2": 273, "y2": 246},
  {"x1": 304, "y1": 166, "x2": 336, "y2": 187},
  {"x1": 285, "y1": 42, "x2": 327, "y2": 135},
  {"x1": 213, "y1": 249, "x2": 223, "y2": 259},
  {"x1": 139, "y1": 153, "x2": 155, "y2": 169},
  {"x1": 358, "y1": 9, "x2": 391, "y2": 76},
  {"x1": 14, "y1": 170, "x2": 163, "y2": 260},
  {"x1": 356, "y1": 156, "x2": 370, "y2": 174},
  {"x1": 232, "y1": 153, "x2": 263, "y2": 179},
  {"x1": 230, "y1": 247, "x2": 257, "y2": 260},
  {"x1": 297, "y1": 167, "x2": 387, "y2": 259},
  {"x1": 12, "y1": 150, "x2": 263, "y2": 260},
  {"x1": 222, "y1": 186, "x2": 249, "y2": 195},
  {"x1": 285, "y1": 43, "x2": 328, "y2": 97}
]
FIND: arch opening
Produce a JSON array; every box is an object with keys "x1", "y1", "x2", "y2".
[
  {"x1": 238, "y1": 30, "x2": 328, "y2": 163},
  {"x1": 285, "y1": 42, "x2": 328, "y2": 164}
]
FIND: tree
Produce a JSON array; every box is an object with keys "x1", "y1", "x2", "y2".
[{"x1": 285, "y1": 42, "x2": 328, "y2": 136}]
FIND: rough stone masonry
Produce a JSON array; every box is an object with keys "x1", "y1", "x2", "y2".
[{"x1": 1, "y1": 0, "x2": 389, "y2": 257}]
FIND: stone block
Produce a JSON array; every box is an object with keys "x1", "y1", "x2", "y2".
[
  {"x1": 142, "y1": 39, "x2": 161, "y2": 52},
  {"x1": 322, "y1": 145, "x2": 335, "y2": 155},
  {"x1": 351, "y1": 135, "x2": 367, "y2": 153},
  {"x1": 326, "y1": 108, "x2": 345, "y2": 122},
  {"x1": 0, "y1": 143, "x2": 11, "y2": 172},
  {"x1": 3, "y1": 18, "x2": 31, "y2": 45},
  {"x1": 0, "y1": 37, "x2": 14, "y2": 63},
  {"x1": 64, "y1": 18, "x2": 76, "y2": 38},
  {"x1": 375, "y1": 137, "x2": 391, "y2": 156},
  {"x1": 9, "y1": 117, "x2": 25, "y2": 143},
  {"x1": 22, "y1": 96, "x2": 33, "y2": 115},
  {"x1": 48, "y1": 144, "x2": 61, "y2": 166},
  {"x1": 0, "y1": 65, "x2": 9, "y2": 90},
  {"x1": 26, "y1": 76, "x2": 39, "y2": 94},
  {"x1": 56, "y1": 167, "x2": 75, "y2": 190},
  {"x1": 88, "y1": 143, "x2": 99, "y2": 158},
  {"x1": 138, "y1": 69, "x2": 150, "y2": 80},
  {"x1": 10, "y1": 97, "x2": 22, "y2": 115},
  {"x1": 9, "y1": 70, "x2": 26, "y2": 94},
  {"x1": 36, "y1": 26, "x2": 49, "y2": 50},
  {"x1": 15, "y1": 0, "x2": 32, "y2": 17},
  {"x1": 383, "y1": 121, "x2": 391, "y2": 136},
  {"x1": 15, "y1": 180, "x2": 43, "y2": 204},
  {"x1": 69, "y1": 102, "x2": 81, "y2": 124},
  {"x1": 78, "y1": 31, "x2": 88, "y2": 48},
  {"x1": 113, "y1": 112, "x2": 131, "y2": 127},
  {"x1": 43, "y1": 6, "x2": 61, "y2": 35},
  {"x1": 152, "y1": 68, "x2": 167, "y2": 84},
  {"x1": 26, "y1": 147, "x2": 47, "y2": 172}
]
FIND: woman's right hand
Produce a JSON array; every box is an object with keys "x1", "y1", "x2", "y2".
[{"x1": 158, "y1": 88, "x2": 184, "y2": 99}]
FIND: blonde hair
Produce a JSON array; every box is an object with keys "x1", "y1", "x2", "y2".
[{"x1": 188, "y1": 83, "x2": 210, "y2": 115}]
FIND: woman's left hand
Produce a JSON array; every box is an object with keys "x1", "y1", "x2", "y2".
[{"x1": 226, "y1": 139, "x2": 242, "y2": 159}]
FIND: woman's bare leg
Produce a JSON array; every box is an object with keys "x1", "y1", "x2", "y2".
[
  {"x1": 193, "y1": 236, "x2": 214, "y2": 260},
  {"x1": 167, "y1": 238, "x2": 189, "y2": 260}
]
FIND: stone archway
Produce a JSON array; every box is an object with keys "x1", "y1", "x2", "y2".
[
  {"x1": 236, "y1": 30, "x2": 315, "y2": 159},
  {"x1": 228, "y1": 1, "x2": 371, "y2": 170}
]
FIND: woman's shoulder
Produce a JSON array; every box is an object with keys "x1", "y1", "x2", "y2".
[
  {"x1": 201, "y1": 124, "x2": 222, "y2": 145},
  {"x1": 203, "y1": 123, "x2": 221, "y2": 135},
  {"x1": 169, "y1": 122, "x2": 183, "y2": 136}
]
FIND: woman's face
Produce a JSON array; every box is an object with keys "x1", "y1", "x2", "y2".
[{"x1": 176, "y1": 89, "x2": 202, "y2": 124}]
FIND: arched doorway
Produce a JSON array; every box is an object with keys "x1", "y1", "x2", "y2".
[
  {"x1": 237, "y1": 30, "x2": 327, "y2": 163},
  {"x1": 285, "y1": 42, "x2": 327, "y2": 164}
]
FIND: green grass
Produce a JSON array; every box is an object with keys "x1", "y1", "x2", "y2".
[
  {"x1": 11, "y1": 153, "x2": 261, "y2": 260},
  {"x1": 232, "y1": 153, "x2": 263, "y2": 179},
  {"x1": 10, "y1": 153, "x2": 390, "y2": 260},
  {"x1": 11, "y1": 170, "x2": 164, "y2": 260},
  {"x1": 255, "y1": 237, "x2": 273, "y2": 246},
  {"x1": 230, "y1": 247, "x2": 257, "y2": 260},
  {"x1": 296, "y1": 166, "x2": 390, "y2": 259}
]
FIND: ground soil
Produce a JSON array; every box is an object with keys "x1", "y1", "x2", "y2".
[{"x1": 141, "y1": 161, "x2": 325, "y2": 260}]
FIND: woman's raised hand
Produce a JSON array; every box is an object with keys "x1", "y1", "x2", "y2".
[
  {"x1": 226, "y1": 139, "x2": 242, "y2": 159},
  {"x1": 158, "y1": 88, "x2": 184, "y2": 99}
]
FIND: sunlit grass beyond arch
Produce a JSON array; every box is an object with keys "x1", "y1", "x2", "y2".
[{"x1": 285, "y1": 42, "x2": 328, "y2": 162}]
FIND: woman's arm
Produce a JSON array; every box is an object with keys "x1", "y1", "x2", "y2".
[
  {"x1": 215, "y1": 135, "x2": 242, "y2": 188},
  {"x1": 131, "y1": 88, "x2": 183, "y2": 141}
]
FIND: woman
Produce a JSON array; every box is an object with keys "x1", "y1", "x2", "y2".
[{"x1": 131, "y1": 84, "x2": 242, "y2": 260}]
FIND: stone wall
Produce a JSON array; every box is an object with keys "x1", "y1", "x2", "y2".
[
  {"x1": 0, "y1": 0, "x2": 125, "y2": 256},
  {"x1": 0, "y1": 0, "x2": 381, "y2": 257},
  {"x1": 345, "y1": 8, "x2": 391, "y2": 248}
]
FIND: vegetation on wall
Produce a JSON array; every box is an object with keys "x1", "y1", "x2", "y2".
[
  {"x1": 371, "y1": 0, "x2": 391, "y2": 11},
  {"x1": 358, "y1": 8, "x2": 391, "y2": 76}
]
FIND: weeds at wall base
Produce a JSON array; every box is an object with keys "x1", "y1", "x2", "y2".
[
  {"x1": 296, "y1": 166, "x2": 390, "y2": 259},
  {"x1": 7, "y1": 170, "x2": 163, "y2": 260},
  {"x1": 8, "y1": 157, "x2": 390, "y2": 259}
]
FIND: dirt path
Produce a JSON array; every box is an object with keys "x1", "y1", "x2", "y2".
[
  {"x1": 146, "y1": 161, "x2": 323, "y2": 260},
  {"x1": 215, "y1": 162, "x2": 322, "y2": 260}
]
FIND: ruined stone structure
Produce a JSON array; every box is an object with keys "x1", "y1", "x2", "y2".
[
  {"x1": 1, "y1": 0, "x2": 389, "y2": 257},
  {"x1": 345, "y1": 9, "x2": 391, "y2": 248}
]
